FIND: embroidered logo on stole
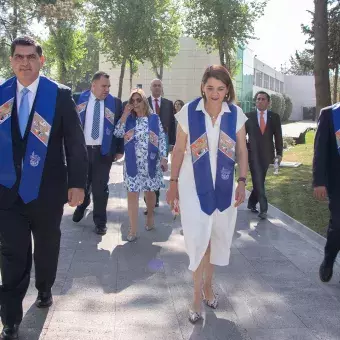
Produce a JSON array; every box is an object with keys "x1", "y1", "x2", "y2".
[
  {"x1": 191, "y1": 133, "x2": 209, "y2": 164},
  {"x1": 31, "y1": 112, "x2": 51, "y2": 146},
  {"x1": 336, "y1": 130, "x2": 340, "y2": 149},
  {"x1": 105, "y1": 107, "x2": 115, "y2": 124},
  {"x1": 149, "y1": 130, "x2": 158, "y2": 148},
  {"x1": 0, "y1": 98, "x2": 14, "y2": 124},
  {"x1": 77, "y1": 102, "x2": 87, "y2": 114},
  {"x1": 30, "y1": 152, "x2": 41, "y2": 167},
  {"x1": 124, "y1": 128, "x2": 134, "y2": 144},
  {"x1": 219, "y1": 131, "x2": 236, "y2": 160}
]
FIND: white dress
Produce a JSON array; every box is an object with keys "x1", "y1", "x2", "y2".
[{"x1": 175, "y1": 99, "x2": 247, "y2": 271}]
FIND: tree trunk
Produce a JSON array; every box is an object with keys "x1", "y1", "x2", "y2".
[
  {"x1": 159, "y1": 63, "x2": 163, "y2": 81},
  {"x1": 151, "y1": 61, "x2": 161, "y2": 79},
  {"x1": 314, "y1": 0, "x2": 332, "y2": 116},
  {"x1": 12, "y1": 0, "x2": 18, "y2": 39},
  {"x1": 118, "y1": 58, "x2": 127, "y2": 99},
  {"x1": 333, "y1": 64, "x2": 339, "y2": 103},
  {"x1": 129, "y1": 58, "x2": 133, "y2": 91}
]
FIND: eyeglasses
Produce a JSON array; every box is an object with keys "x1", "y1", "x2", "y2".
[
  {"x1": 130, "y1": 97, "x2": 142, "y2": 104},
  {"x1": 13, "y1": 54, "x2": 38, "y2": 62}
]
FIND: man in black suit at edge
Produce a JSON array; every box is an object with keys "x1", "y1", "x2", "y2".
[
  {"x1": 72, "y1": 72, "x2": 124, "y2": 235},
  {"x1": 146, "y1": 79, "x2": 175, "y2": 211},
  {"x1": 245, "y1": 91, "x2": 283, "y2": 219},
  {"x1": 313, "y1": 103, "x2": 340, "y2": 283},
  {"x1": 0, "y1": 36, "x2": 87, "y2": 339}
]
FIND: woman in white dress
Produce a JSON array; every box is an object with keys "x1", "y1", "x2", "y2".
[
  {"x1": 166, "y1": 65, "x2": 248, "y2": 323},
  {"x1": 114, "y1": 89, "x2": 168, "y2": 241}
]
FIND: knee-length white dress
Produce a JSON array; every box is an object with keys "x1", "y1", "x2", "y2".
[{"x1": 175, "y1": 99, "x2": 247, "y2": 271}]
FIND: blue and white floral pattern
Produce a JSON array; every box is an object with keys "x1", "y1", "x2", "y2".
[{"x1": 114, "y1": 116, "x2": 167, "y2": 192}]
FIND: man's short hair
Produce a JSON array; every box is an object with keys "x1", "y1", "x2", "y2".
[
  {"x1": 255, "y1": 91, "x2": 271, "y2": 102},
  {"x1": 92, "y1": 71, "x2": 110, "y2": 82},
  {"x1": 11, "y1": 36, "x2": 43, "y2": 57}
]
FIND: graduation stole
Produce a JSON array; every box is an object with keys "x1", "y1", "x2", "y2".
[
  {"x1": 77, "y1": 90, "x2": 116, "y2": 155},
  {"x1": 0, "y1": 76, "x2": 58, "y2": 203},
  {"x1": 188, "y1": 97, "x2": 237, "y2": 215},
  {"x1": 124, "y1": 113, "x2": 160, "y2": 178},
  {"x1": 332, "y1": 103, "x2": 340, "y2": 155}
]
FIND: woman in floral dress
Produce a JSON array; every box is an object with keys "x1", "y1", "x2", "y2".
[{"x1": 114, "y1": 88, "x2": 168, "y2": 241}]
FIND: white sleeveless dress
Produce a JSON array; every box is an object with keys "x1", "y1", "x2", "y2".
[{"x1": 175, "y1": 99, "x2": 247, "y2": 271}]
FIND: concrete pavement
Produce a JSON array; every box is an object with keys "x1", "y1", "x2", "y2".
[{"x1": 17, "y1": 162, "x2": 340, "y2": 340}]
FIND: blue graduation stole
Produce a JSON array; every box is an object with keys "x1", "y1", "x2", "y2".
[
  {"x1": 0, "y1": 76, "x2": 58, "y2": 203},
  {"x1": 124, "y1": 113, "x2": 160, "y2": 178},
  {"x1": 188, "y1": 97, "x2": 237, "y2": 215},
  {"x1": 77, "y1": 90, "x2": 116, "y2": 155},
  {"x1": 332, "y1": 103, "x2": 340, "y2": 155}
]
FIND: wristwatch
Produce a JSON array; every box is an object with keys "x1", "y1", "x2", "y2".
[{"x1": 237, "y1": 177, "x2": 246, "y2": 184}]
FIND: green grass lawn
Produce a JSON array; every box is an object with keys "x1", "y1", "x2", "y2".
[{"x1": 246, "y1": 131, "x2": 329, "y2": 236}]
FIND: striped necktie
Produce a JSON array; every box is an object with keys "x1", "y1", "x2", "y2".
[{"x1": 19, "y1": 87, "x2": 30, "y2": 137}]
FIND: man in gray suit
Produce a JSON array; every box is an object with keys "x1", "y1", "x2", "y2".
[{"x1": 147, "y1": 79, "x2": 175, "y2": 209}]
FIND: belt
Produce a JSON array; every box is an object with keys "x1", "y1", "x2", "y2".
[{"x1": 86, "y1": 145, "x2": 101, "y2": 149}]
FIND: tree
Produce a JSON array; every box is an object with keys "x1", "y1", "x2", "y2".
[
  {"x1": 184, "y1": 0, "x2": 267, "y2": 76},
  {"x1": 0, "y1": 0, "x2": 38, "y2": 77},
  {"x1": 314, "y1": 0, "x2": 332, "y2": 115},
  {"x1": 270, "y1": 93, "x2": 285, "y2": 120},
  {"x1": 283, "y1": 94, "x2": 293, "y2": 122},
  {"x1": 286, "y1": 50, "x2": 314, "y2": 75},
  {"x1": 90, "y1": 0, "x2": 152, "y2": 98},
  {"x1": 145, "y1": 0, "x2": 181, "y2": 80}
]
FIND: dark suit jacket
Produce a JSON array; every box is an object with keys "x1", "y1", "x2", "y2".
[
  {"x1": 313, "y1": 107, "x2": 340, "y2": 193},
  {"x1": 108, "y1": 97, "x2": 124, "y2": 157},
  {"x1": 0, "y1": 81, "x2": 88, "y2": 210},
  {"x1": 148, "y1": 96, "x2": 176, "y2": 146},
  {"x1": 245, "y1": 110, "x2": 283, "y2": 167}
]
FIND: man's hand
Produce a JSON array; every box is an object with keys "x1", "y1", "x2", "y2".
[
  {"x1": 313, "y1": 186, "x2": 328, "y2": 200},
  {"x1": 277, "y1": 155, "x2": 283, "y2": 164},
  {"x1": 160, "y1": 158, "x2": 168, "y2": 172},
  {"x1": 68, "y1": 188, "x2": 85, "y2": 207},
  {"x1": 114, "y1": 153, "x2": 124, "y2": 162}
]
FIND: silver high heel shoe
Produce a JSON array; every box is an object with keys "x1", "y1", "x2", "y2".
[
  {"x1": 127, "y1": 228, "x2": 138, "y2": 242},
  {"x1": 202, "y1": 289, "x2": 218, "y2": 309},
  {"x1": 188, "y1": 309, "x2": 202, "y2": 324}
]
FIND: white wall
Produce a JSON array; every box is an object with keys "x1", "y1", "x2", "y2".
[
  {"x1": 284, "y1": 75, "x2": 316, "y2": 120},
  {"x1": 99, "y1": 37, "x2": 220, "y2": 103}
]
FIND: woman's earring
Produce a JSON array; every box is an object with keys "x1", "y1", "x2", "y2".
[{"x1": 203, "y1": 92, "x2": 205, "y2": 97}]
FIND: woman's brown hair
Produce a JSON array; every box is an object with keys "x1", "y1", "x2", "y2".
[
  {"x1": 201, "y1": 65, "x2": 236, "y2": 103},
  {"x1": 128, "y1": 88, "x2": 153, "y2": 117}
]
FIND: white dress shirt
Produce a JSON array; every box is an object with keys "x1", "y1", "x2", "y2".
[
  {"x1": 257, "y1": 109, "x2": 268, "y2": 126},
  {"x1": 16, "y1": 76, "x2": 40, "y2": 114},
  {"x1": 151, "y1": 96, "x2": 162, "y2": 113},
  {"x1": 84, "y1": 92, "x2": 105, "y2": 145}
]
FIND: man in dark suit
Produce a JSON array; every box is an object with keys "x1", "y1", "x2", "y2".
[
  {"x1": 245, "y1": 91, "x2": 283, "y2": 219},
  {"x1": 313, "y1": 103, "x2": 340, "y2": 283},
  {"x1": 0, "y1": 36, "x2": 87, "y2": 339},
  {"x1": 72, "y1": 72, "x2": 124, "y2": 235},
  {"x1": 147, "y1": 79, "x2": 175, "y2": 208}
]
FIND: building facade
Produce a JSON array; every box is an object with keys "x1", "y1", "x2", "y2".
[{"x1": 99, "y1": 37, "x2": 315, "y2": 120}]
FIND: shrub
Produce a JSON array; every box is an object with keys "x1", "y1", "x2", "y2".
[
  {"x1": 270, "y1": 93, "x2": 285, "y2": 120},
  {"x1": 282, "y1": 94, "x2": 293, "y2": 122}
]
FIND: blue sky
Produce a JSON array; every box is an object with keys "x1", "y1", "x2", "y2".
[{"x1": 248, "y1": 0, "x2": 314, "y2": 69}]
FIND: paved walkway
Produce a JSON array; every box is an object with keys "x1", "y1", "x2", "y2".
[
  {"x1": 282, "y1": 121, "x2": 317, "y2": 138},
  {"x1": 18, "y1": 162, "x2": 340, "y2": 340}
]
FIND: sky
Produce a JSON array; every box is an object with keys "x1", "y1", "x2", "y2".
[{"x1": 248, "y1": 0, "x2": 314, "y2": 70}]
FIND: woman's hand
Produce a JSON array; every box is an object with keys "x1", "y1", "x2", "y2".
[
  {"x1": 166, "y1": 182, "x2": 179, "y2": 209},
  {"x1": 234, "y1": 182, "x2": 246, "y2": 207},
  {"x1": 121, "y1": 103, "x2": 133, "y2": 123},
  {"x1": 160, "y1": 158, "x2": 168, "y2": 172}
]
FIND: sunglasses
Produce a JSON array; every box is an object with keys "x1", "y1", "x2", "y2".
[{"x1": 130, "y1": 97, "x2": 142, "y2": 104}]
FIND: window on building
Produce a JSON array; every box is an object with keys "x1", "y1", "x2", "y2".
[
  {"x1": 280, "y1": 81, "x2": 284, "y2": 93},
  {"x1": 275, "y1": 79, "x2": 280, "y2": 92},
  {"x1": 270, "y1": 77, "x2": 275, "y2": 90},
  {"x1": 255, "y1": 70, "x2": 263, "y2": 87},
  {"x1": 263, "y1": 74, "x2": 269, "y2": 89}
]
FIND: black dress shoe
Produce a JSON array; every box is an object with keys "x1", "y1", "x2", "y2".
[
  {"x1": 319, "y1": 258, "x2": 334, "y2": 282},
  {"x1": 35, "y1": 291, "x2": 53, "y2": 308},
  {"x1": 95, "y1": 225, "x2": 107, "y2": 235},
  {"x1": 155, "y1": 201, "x2": 159, "y2": 208},
  {"x1": 247, "y1": 204, "x2": 259, "y2": 213},
  {"x1": 258, "y1": 212, "x2": 267, "y2": 220},
  {"x1": 0, "y1": 325, "x2": 19, "y2": 340},
  {"x1": 72, "y1": 207, "x2": 85, "y2": 223}
]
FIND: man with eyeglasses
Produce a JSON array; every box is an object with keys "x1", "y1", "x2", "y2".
[
  {"x1": 72, "y1": 72, "x2": 124, "y2": 235},
  {"x1": 0, "y1": 36, "x2": 88, "y2": 339}
]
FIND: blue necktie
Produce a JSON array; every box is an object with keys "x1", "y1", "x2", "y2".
[
  {"x1": 91, "y1": 99, "x2": 100, "y2": 140},
  {"x1": 19, "y1": 87, "x2": 30, "y2": 137}
]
